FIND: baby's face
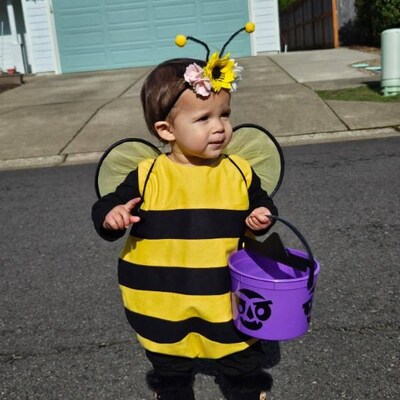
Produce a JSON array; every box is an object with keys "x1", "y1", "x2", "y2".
[{"x1": 167, "y1": 89, "x2": 233, "y2": 166}]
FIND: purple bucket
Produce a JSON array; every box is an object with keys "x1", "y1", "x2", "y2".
[{"x1": 229, "y1": 216, "x2": 320, "y2": 341}]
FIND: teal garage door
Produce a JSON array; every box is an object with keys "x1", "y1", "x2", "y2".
[{"x1": 52, "y1": 0, "x2": 251, "y2": 73}]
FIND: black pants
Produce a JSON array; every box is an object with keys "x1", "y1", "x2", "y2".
[{"x1": 145, "y1": 342, "x2": 264, "y2": 380}]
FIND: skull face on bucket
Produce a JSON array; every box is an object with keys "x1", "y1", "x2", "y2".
[{"x1": 235, "y1": 288, "x2": 272, "y2": 330}]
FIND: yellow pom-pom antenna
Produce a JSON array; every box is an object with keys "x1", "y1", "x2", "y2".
[
  {"x1": 219, "y1": 22, "x2": 256, "y2": 57},
  {"x1": 176, "y1": 34, "x2": 211, "y2": 60},
  {"x1": 175, "y1": 34, "x2": 187, "y2": 47},
  {"x1": 176, "y1": 23, "x2": 256, "y2": 61},
  {"x1": 245, "y1": 22, "x2": 256, "y2": 33}
]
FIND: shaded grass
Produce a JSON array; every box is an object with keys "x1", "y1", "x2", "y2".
[{"x1": 317, "y1": 82, "x2": 400, "y2": 102}]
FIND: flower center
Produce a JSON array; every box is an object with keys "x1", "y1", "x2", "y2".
[{"x1": 212, "y1": 67, "x2": 222, "y2": 80}]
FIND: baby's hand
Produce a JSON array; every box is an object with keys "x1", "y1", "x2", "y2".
[
  {"x1": 103, "y1": 197, "x2": 141, "y2": 230},
  {"x1": 246, "y1": 207, "x2": 273, "y2": 231}
]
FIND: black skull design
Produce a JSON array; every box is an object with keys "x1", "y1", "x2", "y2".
[{"x1": 235, "y1": 288, "x2": 273, "y2": 330}]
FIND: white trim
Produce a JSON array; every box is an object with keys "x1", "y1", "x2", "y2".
[
  {"x1": 20, "y1": 0, "x2": 35, "y2": 73},
  {"x1": 46, "y1": 0, "x2": 61, "y2": 74},
  {"x1": 20, "y1": 0, "x2": 58, "y2": 74},
  {"x1": 6, "y1": 0, "x2": 25, "y2": 72},
  {"x1": 6, "y1": 0, "x2": 17, "y2": 41},
  {"x1": 248, "y1": 0, "x2": 257, "y2": 56},
  {"x1": 272, "y1": 0, "x2": 281, "y2": 52},
  {"x1": 249, "y1": 0, "x2": 281, "y2": 54}
]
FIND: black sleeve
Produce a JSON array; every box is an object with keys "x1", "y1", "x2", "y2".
[
  {"x1": 248, "y1": 168, "x2": 278, "y2": 235},
  {"x1": 248, "y1": 168, "x2": 278, "y2": 214},
  {"x1": 91, "y1": 169, "x2": 141, "y2": 241}
]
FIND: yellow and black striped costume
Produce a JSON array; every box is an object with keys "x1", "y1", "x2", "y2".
[{"x1": 92, "y1": 154, "x2": 277, "y2": 359}]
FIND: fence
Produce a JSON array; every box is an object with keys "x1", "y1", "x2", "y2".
[{"x1": 280, "y1": 0, "x2": 339, "y2": 51}]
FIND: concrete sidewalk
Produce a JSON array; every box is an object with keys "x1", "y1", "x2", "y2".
[{"x1": 0, "y1": 47, "x2": 399, "y2": 170}]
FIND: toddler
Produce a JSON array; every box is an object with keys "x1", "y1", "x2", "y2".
[{"x1": 92, "y1": 40, "x2": 278, "y2": 400}]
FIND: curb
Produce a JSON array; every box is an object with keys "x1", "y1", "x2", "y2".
[
  {"x1": 0, "y1": 155, "x2": 67, "y2": 171},
  {"x1": 277, "y1": 127, "x2": 400, "y2": 146},
  {"x1": 0, "y1": 128, "x2": 399, "y2": 172}
]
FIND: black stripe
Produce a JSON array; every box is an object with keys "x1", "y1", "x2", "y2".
[
  {"x1": 125, "y1": 309, "x2": 251, "y2": 344},
  {"x1": 133, "y1": 209, "x2": 247, "y2": 239},
  {"x1": 119, "y1": 259, "x2": 231, "y2": 295}
]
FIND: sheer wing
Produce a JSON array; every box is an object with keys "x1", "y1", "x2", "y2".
[
  {"x1": 95, "y1": 124, "x2": 283, "y2": 198},
  {"x1": 95, "y1": 138, "x2": 161, "y2": 198},
  {"x1": 226, "y1": 124, "x2": 284, "y2": 197}
]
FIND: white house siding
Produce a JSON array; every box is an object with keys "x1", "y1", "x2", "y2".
[
  {"x1": 0, "y1": 35, "x2": 16, "y2": 72},
  {"x1": 22, "y1": 0, "x2": 55, "y2": 73},
  {"x1": 0, "y1": 1, "x2": 11, "y2": 71},
  {"x1": 251, "y1": 0, "x2": 280, "y2": 53}
]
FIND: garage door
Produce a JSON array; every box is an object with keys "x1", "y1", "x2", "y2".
[{"x1": 52, "y1": 0, "x2": 251, "y2": 73}]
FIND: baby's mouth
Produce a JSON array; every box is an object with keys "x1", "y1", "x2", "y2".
[{"x1": 209, "y1": 138, "x2": 225, "y2": 145}]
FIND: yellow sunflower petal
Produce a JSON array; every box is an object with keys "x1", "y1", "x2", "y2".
[{"x1": 203, "y1": 52, "x2": 238, "y2": 92}]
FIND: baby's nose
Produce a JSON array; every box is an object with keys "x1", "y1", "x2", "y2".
[{"x1": 212, "y1": 119, "x2": 225, "y2": 133}]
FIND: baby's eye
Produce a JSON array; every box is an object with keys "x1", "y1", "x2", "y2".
[
  {"x1": 197, "y1": 115, "x2": 209, "y2": 122},
  {"x1": 221, "y1": 110, "x2": 231, "y2": 118}
]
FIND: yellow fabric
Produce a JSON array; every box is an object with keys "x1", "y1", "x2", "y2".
[
  {"x1": 137, "y1": 154, "x2": 251, "y2": 210},
  {"x1": 120, "y1": 154, "x2": 255, "y2": 358},
  {"x1": 137, "y1": 333, "x2": 256, "y2": 359},
  {"x1": 121, "y1": 236, "x2": 239, "y2": 268},
  {"x1": 121, "y1": 286, "x2": 232, "y2": 322}
]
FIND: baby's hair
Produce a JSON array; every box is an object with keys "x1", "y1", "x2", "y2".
[{"x1": 140, "y1": 58, "x2": 205, "y2": 141}]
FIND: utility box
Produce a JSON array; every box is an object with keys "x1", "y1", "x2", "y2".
[{"x1": 381, "y1": 28, "x2": 400, "y2": 96}]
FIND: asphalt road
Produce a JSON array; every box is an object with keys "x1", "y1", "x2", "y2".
[{"x1": 1, "y1": 137, "x2": 399, "y2": 400}]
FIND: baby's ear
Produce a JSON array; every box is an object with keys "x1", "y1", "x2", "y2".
[{"x1": 154, "y1": 121, "x2": 175, "y2": 142}]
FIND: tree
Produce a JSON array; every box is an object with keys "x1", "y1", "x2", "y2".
[
  {"x1": 355, "y1": 0, "x2": 400, "y2": 46},
  {"x1": 278, "y1": 0, "x2": 298, "y2": 11}
]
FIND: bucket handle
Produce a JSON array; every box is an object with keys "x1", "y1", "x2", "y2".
[{"x1": 268, "y1": 215, "x2": 316, "y2": 290}]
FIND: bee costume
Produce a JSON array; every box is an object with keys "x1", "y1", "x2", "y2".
[{"x1": 92, "y1": 23, "x2": 284, "y2": 400}]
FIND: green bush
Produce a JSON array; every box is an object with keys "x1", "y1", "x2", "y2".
[
  {"x1": 278, "y1": 0, "x2": 298, "y2": 11},
  {"x1": 355, "y1": 0, "x2": 400, "y2": 46}
]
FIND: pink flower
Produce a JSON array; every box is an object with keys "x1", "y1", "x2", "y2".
[{"x1": 184, "y1": 63, "x2": 212, "y2": 97}]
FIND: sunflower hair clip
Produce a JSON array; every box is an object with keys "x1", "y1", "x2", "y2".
[{"x1": 175, "y1": 22, "x2": 255, "y2": 97}]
